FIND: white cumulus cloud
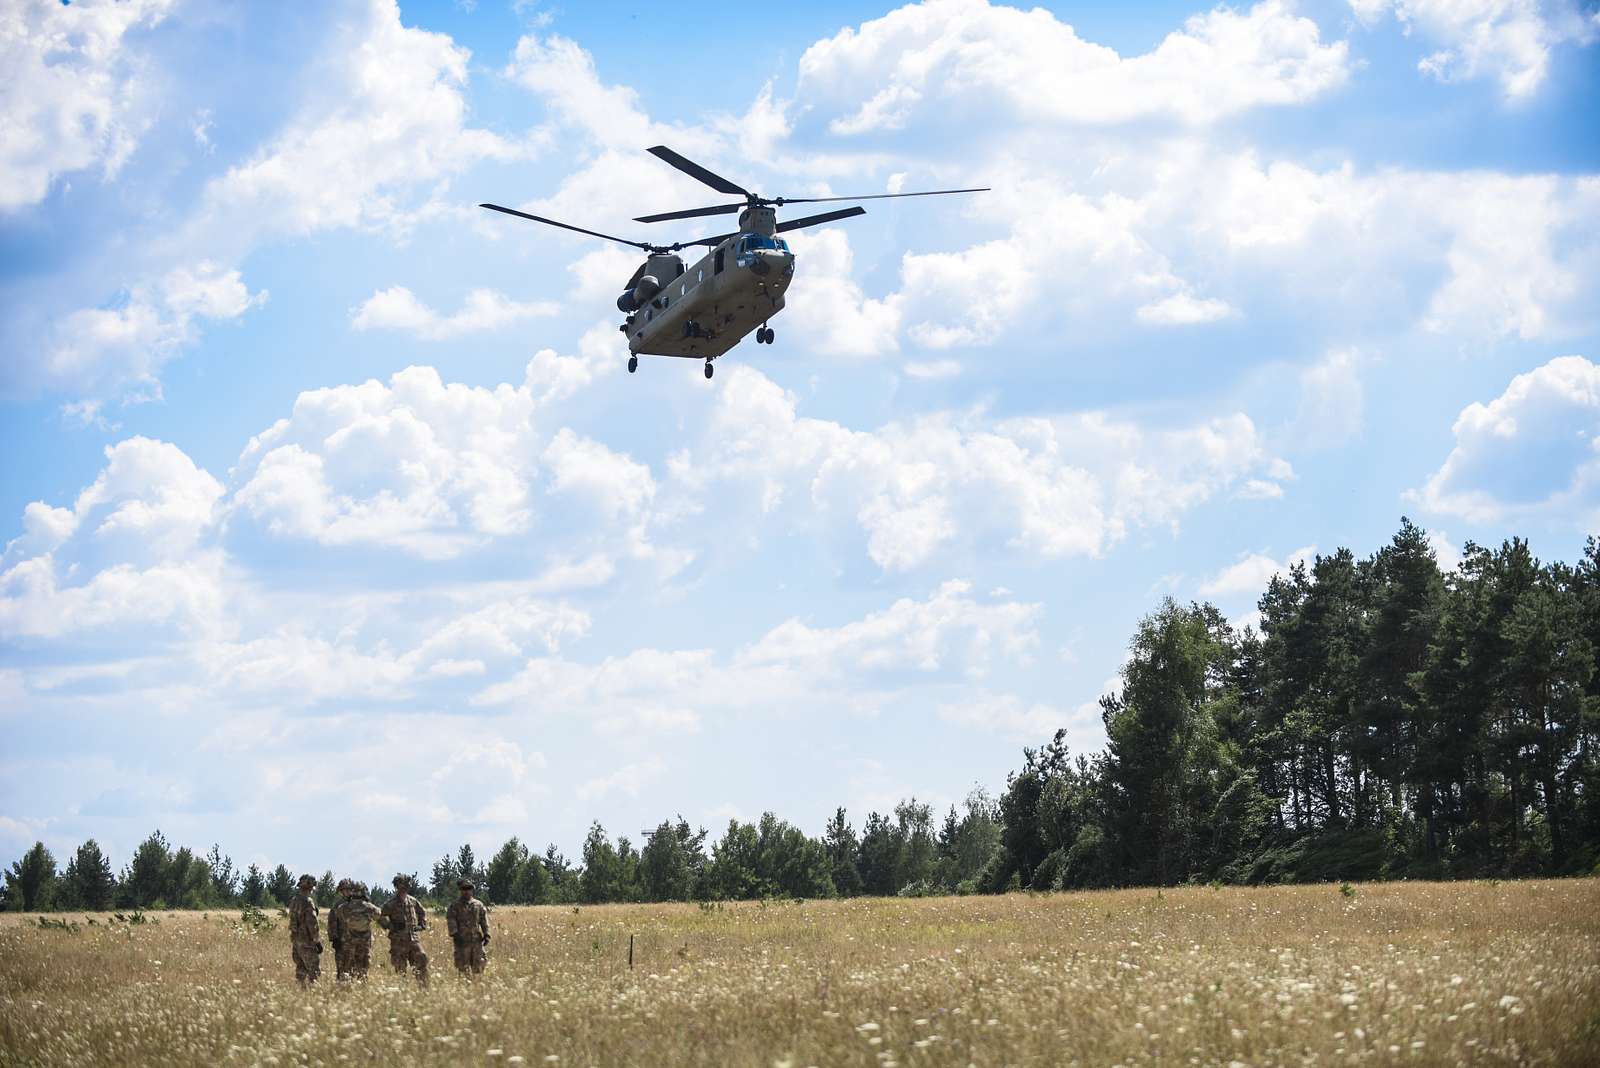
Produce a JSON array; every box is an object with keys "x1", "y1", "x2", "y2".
[
  {"x1": 1200, "y1": 546, "x2": 1318, "y2": 598},
  {"x1": 799, "y1": 0, "x2": 1350, "y2": 132},
  {"x1": 1352, "y1": 0, "x2": 1599, "y2": 100},
  {"x1": 351, "y1": 286, "x2": 559, "y2": 340},
  {"x1": 1410, "y1": 354, "x2": 1600, "y2": 526},
  {"x1": 668, "y1": 367, "x2": 1292, "y2": 572},
  {"x1": 0, "y1": 0, "x2": 175, "y2": 211}
]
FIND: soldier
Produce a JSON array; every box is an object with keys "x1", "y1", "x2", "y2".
[
  {"x1": 379, "y1": 874, "x2": 429, "y2": 983},
  {"x1": 446, "y1": 879, "x2": 490, "y2": 976},
  {"x1": 288, "y1": 873, "x2": 322, "y2": 985},
  {"x1": 327, "y1": 879, "x2": 351, "y2": 980},
  {"x1": 332, "y1": 879, "x2": 383, "y2": 980}
]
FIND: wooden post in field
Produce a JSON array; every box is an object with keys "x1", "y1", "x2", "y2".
[{"x1": 628, "y1": 933, "x2": 634, "y2": 970}]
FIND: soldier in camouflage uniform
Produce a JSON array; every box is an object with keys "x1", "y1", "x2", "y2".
[
  {"x1": 327, "y1": 879, "x2": 351, "y2": 980},
  {"x1": 330, "y1": 880, "x2": 384, "y2": 980},
  {"x1": 379, "y1": 874, "x2": 429, "y2": 983},
  {"x1": 446, "y1": 879, "x2": 490, "y2": 975},
  {"x1": 288, "y1": 873, "x2": 322, "y2": 985}
]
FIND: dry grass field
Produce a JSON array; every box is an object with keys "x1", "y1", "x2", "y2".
[{"x1": 2, "y1": 881, "x2": 1597, "y2": 1066}]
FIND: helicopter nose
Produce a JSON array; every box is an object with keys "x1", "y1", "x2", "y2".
[{"x1": 749, "y1": 249, "x2": 791, "y2": 276}]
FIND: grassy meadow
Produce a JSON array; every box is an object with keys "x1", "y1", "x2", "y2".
[{"x1": 2, "y1": 881, "x2": 1597, "y2": 1066}]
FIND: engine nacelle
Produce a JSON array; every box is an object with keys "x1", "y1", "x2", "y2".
[{"x1": 615, "y1": 275, "x2": 663, "y2": 313}]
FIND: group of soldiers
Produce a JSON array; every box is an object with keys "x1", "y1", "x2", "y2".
[{"x1": 286, "y1": 873, "x2": 490, "y2": 985}]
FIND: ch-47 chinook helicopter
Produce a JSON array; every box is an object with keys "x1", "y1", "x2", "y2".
[{"x1": 480, "y1": 146, "x2": 986, "y2": 379}]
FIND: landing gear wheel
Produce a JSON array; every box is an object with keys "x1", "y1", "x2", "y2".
[
  {"x1": 627, "y1": 356, "x2": 638, "y2": 374},
  {"x1": 704, "y1": 361, "x2": 714, "y2": 380},
  {"x1": 756, "y1": 326, "x2": 774, "y2": 344}
]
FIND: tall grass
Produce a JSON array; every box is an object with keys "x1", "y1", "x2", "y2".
[{"x1": 2, "y1": 880, "x2": 1597, "y2": 1065}]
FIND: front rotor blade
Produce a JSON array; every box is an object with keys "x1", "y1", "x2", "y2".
[
  {"x1": 676, "y1": 230, "x2": 740, "y2": 249},
  {"x1": 479, "y1": 204, "x2": 654, "y2": 252},
  {"x1": 780, "y1": 186, "x2": 990, "y2": 205},
  {"x1": 775, "y1": 206, "x2": 867, "y2": 232},
  {"x1": 647, "y1": 146, "x2": 749, "y2": 197},
  {"x1": 634, "y1": 203, "x2": 743, "y2": 224}
]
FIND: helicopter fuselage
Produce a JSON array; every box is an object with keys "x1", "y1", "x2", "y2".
[
  {"x1": 624, "y1": 205, "x2": 794, "y2": 361},
  {"x1": 481, "y1": 146, "x2": 983, "y2": 376}
]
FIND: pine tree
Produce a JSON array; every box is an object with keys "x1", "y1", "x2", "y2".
[
  {"x1": 1102, "y1": 600, "x2": 1223, "y2": 885},
  {"x1": 1357, "y1": 518, "x2": 1443, "y2": 822},
  {"x1": 1502, "y1": 563, "x2": 1594, "y2": 869},
  {"x1": 485, "y1": 838, "x2": 529, "y2": 904},
  {"x1": 823, "y1": 808, "x2": 863, "y2": 896},
  {"x1": 580, "y1": 823, "x2": 625, "y2": 903},
  {"x1": 205, "y1": 845, "x2": 238, "y2": 903},
  {"x1": 640, "y1": 821, "x2": 692, "y2": 901},
  {"x1": 266, "y1": 864, "x2": 294, "y2": 905},
  {"x1": 893, "y1": 799, "x2": 936, "y2": 889},
  {"x1": 454, "y1": 843, "x2": 481, "y2": 887},
  {"x1": 855, "y1": 812, "x2": 899, "y2": 896},
  {"x1": 314, "y1": 870, "x2": 338, "y2": 907},
  {"x1": 240, "y1": 864, "x2": 267, "y2": 906},
  {"x1": 61, "y1": 840, "x2": 116, "y2": 910},
  {"x1": 430, "y1": 853, "x2": 460, "y2": 898},
  {"x1": 119, "y1": 831, "x2": 171, "y2": 908},
  {"x1": 4, "y1": 842, "x2": 57, "y2": 911},
  {"x1": 512, "y1": 851, "x2": 550, "y2": 904}
]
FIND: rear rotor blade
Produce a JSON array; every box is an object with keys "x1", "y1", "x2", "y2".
[
  {"x1": 647, "y1": 146, "x2": 750, "y2": 197},
  {"x1": 779, "y1": 186, "x2": 989, "y2": 206},
  {"x1": 480, "y1": 204, "x2": 655, "y2": 252},
  {"x1": 634, "y1": 203, "x2": 743, "y2": 224},
  {"x1": 776, "y1": 206, "x2": 867, "y2": 232}
]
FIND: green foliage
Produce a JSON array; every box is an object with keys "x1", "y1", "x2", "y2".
[
  {"x1": 314, "y1": 870, "x2": 337, "y2": 907},
  {"x1": 239, "y1": 864, "x2": 267, "y2": 906},
  {"x1": 639, "y1": 819, "x2": 705, "y2": 902},
  {"x1": 4, "y1": 842, "x2": 57, "y2": 912},
  {"x1": 265, "y1": 864, "x2": 294, "y2": 905},
  {"x1": 165, "y1": 847, "x2": 214, "y2": 909},
  {"x1": 8, "y1": 522, "x2": 1594, "y2": 909},
  {"x1": 60, "y1": 840, "x2": 115, "y2": 911},
  {"x1": 238, "y1": 904, "x2": 275, "y2": 934},
  {"x1": 205, "y1": 845, "x2": 237, "y2": 902},
  {"x1": 484, "y1": 838, "x2": 524, "y2": 904},
  {"x1": 973, "y1": 520, "x2": 1600, "y2": 893},
  {"x1": 824, "y1": 808, "x2": 863, "y2": 897},
  {"x1": 118, "y1": 831, "x2": 171, "y2": 909},
  {"x1": 429, "y1": 851, "x2": 459, "y2": 898},
  {"x1": 580, "y1": 822, "x2": 632, "y2": 904},
  {"x1": 704, "y1": 814, "x2": 833, "y2": 900},
  {"x1": 936, "y1": 788, "x2": 1003, "y2": 891}
]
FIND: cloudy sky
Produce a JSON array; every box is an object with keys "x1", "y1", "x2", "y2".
[{"x1": 2, "y1": 0, "x2": 1597, "y2": 877}]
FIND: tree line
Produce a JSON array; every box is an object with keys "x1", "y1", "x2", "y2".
[{"x1": 6, "y1": 521, "x2": 1596, "y2": 912}]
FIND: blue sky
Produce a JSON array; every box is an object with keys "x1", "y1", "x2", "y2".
[{"x1": 2, "y1": 0, "x2": 1597, "y2": 878}]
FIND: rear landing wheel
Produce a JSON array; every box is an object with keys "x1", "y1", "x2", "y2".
[
  {"x1": 704, "y1": 361, "x2": 714, "y2": 380},
  {"x1": 627, "y1": 356, "x2": 638, "y2": 374}
]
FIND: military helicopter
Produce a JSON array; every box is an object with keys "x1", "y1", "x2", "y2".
[{"x1": 481, "y1": 146, "x2": 985, "y2": 379}]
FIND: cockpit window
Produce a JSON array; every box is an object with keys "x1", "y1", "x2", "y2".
[{"x1": 738, "y1": 234, "x2": 789, "y2": 253}]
